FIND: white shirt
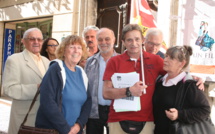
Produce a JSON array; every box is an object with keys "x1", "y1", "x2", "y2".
[{"x1": 162, "y1": 72, "x2": 186, "y2": 87}]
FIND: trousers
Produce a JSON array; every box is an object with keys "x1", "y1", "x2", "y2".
[{"x1": 86, "y1": 105, "x2": 110, "y2": 134}]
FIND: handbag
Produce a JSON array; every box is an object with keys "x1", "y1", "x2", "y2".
[
  {"x1": 169, "y1": 81, "x2": 215, "y2": 134},
  {"x1": 18, "y1": 88, "x2": 58, "y2": 134},
  {"x1": 169, "y1": 118, "x2": 215, "y2": 134},
  {"x1": 119, "y1": 120, "x2": 145, "y2": 134}
]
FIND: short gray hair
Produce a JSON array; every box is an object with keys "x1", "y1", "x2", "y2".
[
  {"x1": 145, "y1": 28, "x2": 163, "y2": 41},
  {"x1": 22, "y1": 28, "x2": 42, "y2": 39},
  {"x1": 82, "y1": 25, "x2": 99, "y2": 38}
]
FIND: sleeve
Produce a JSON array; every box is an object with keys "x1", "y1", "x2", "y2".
[
  {"x1": 3, "y1": 55, "x2": 38, "y2": 100},
  {"x1": 76, "y1": 88, "x2": 92, "y2": 130},
  {"x1": 156, "y1": 56, "x2": 166, "y2": 76},
  {"x1": 178, "y1": 81, "x2": 211, "y2": 123},
  {"x1": 39, "y1": 64, "x2": 71, "y2": 134}
]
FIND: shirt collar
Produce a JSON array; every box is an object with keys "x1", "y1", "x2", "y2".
[
  {"x1": 162, "y1": 71, "x2": 186, "y2": 87},
  {"x1": 27, "y1": 49, "x2": 42, "y2": 61},
  {"x1": 122, "y1": 50, "x2": 150, "y2": 61}
]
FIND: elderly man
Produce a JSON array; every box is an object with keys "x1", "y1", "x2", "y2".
[
  {"x1": 83, "y1": 25, "x2": 100, "y2": 56},
  {"x1": 78, "y1": 25, "x2": 100, "y2": 68},
  {"x1": 3, "y1": 28, "x2": 50, "y2": 134},
  {"x1": 144, "y1": 28, "x2": 165, "y2": 59},
  {"x1": 85, "y1": 28, "x2": 118, "y2": 134}
]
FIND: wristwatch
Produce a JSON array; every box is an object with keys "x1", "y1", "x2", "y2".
[{"x1": 126, "y1": 87, "x2": 132, "y2": 97}]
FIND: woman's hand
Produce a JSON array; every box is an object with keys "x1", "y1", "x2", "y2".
[
  {"x1": 68, "y1": 123, "x2": 81, "y2": 134},
  {"x1": 165, "y1": 108, "x2": 178, "y2": 121}
]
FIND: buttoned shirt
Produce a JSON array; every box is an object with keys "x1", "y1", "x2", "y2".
[
  {"x1": 98, "y1": 55, "x2": 111, "y2": 106},
  {"x1": 27, "y1": 50, "x2": 46, "y2": 76}
]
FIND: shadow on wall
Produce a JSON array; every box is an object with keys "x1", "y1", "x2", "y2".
[{"x1": 0, "y1": 0, "x2": 72, "y2": 20}]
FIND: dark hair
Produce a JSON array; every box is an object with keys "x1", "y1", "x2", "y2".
[
  {"x1": 40, "y1": 38, "x2": 59, "y2": 59},
  {"x1": 166, "y1": 45, "x2": 193, "y2": 69},
  {"x1": 121, "y1": 24, "x2": 143, "y2": 41}
]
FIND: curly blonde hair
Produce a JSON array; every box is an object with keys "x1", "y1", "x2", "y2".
[{"x1": 55, "y1": 35, "x2": 88, "y2": 61}]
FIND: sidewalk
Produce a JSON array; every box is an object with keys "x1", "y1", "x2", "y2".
[{"x1": 0, "y1": 96, "x2": 11, "y2": 134}]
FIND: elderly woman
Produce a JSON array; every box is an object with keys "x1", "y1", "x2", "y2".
[
  {"x1": 35, "y1": 35, "x2": 91, "y2": 134},
  {"x1": 152, "y1": 46, "x2": 211, "y2": 134}
]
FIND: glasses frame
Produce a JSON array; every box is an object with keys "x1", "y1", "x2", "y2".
[
  {"x1": 146, "y1": 41, "x2": 162, "y2": 47},
  {"x1": 47, "y1": 44, "x2": 59, "y2": 48},
  {"x1": 25, "y1": 37, "x2": 43, "y2": 42}
]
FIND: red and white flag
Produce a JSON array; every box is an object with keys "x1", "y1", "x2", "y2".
[
  {"x1": 130, "y1": 0, "x2": 156, "y2": 27},
  {"x1": 130, "y1": 0, "x2": 167, "y2": 50}
]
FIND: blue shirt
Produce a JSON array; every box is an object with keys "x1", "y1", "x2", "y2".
[
  {"x1": 62, "y1": 62, "x2": 87, "y2": 127},
  {"x1": 98, "y1": 55, "x2": 111, "y2": 106}
]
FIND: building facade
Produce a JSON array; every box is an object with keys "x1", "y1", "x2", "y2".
[
  {"x1": 0, "y1": 0, "x2": 98, "y2": 95},
  {"x1": 0, "y1": 0, "x2": 177, "y2": 95}
]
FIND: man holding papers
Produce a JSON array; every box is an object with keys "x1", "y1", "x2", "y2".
[{"x1": 103, "y1": 24, "x2": 166, "y2": 134}]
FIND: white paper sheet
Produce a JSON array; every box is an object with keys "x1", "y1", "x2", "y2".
[{"x1": 111, "y1": 72, "x2": 141, "y2": 112}]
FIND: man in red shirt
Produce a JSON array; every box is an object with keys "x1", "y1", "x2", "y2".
[{"x1": 103, "y1": 24, "x2": 166, "y2": 134}]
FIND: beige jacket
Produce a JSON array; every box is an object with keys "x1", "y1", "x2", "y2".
[{"x1": 3, "y1": 49, "x2": 50, "y2": 134}]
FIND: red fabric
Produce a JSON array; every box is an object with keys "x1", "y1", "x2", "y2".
[
  {"x1": 130, "y1": 0, "x2": 167, "y2": 51},
  {"x1": 103, "y1": 51, "x2": 166, "y2": 122},
  {"x1": 130, "y1": 0, "x2": 156, "y2": 27}
]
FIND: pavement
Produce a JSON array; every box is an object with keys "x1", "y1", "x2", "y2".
[{"x1": 0, "y1": 96, "x2": 11, "y2": 134}]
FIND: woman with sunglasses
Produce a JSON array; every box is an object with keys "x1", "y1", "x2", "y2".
[{"x1": 40, "y1": 37, "x2": 59, "y2": 60}]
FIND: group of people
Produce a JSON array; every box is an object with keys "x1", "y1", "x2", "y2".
[{"x1": 2, "y1": 23, "x2": 211, "y2": 134}]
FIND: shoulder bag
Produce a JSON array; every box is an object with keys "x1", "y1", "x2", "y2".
[
  {"x1": 18, "y1": 88, "x2": 58, "y2": 134},
  {"x1": 169, "y1": 81, "x2": 215, "y2": 134}
]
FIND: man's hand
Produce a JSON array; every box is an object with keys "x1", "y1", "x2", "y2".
[
  {"x1": 193, "y1": 76, "x2": 205, "y2": 91},
  {"x1": 130, "y1": 81, "x2": 147, "y2": 96}
]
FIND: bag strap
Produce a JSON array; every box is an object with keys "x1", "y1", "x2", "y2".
[{"x1": 20, "y1": 87, "x2": 40, "y2": 126}]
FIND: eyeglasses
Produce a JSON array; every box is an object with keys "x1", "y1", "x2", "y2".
[
  {"x1": 146, "y1": 41, "x2": 161, "y2": 47},
  {"x1": 25, "y1": 37, "x2": 43, "y2": 42},
  {"x1": 47, "y1": 44, "x2": 59, "y2": 48}
]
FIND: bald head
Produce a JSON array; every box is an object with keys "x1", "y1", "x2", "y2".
[{"x1": 96, "y1": 28, "x2": 115, "y2": 53}]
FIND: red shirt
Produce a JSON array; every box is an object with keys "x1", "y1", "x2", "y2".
[{"x1": 103, "y1": 51, "x2": 166, "y2": 122}]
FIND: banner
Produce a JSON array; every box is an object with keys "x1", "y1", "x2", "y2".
[
  {"x1": 3, "y1": 29, "x2": 15, "y2": 70},
  {"x1": 129, "y1": 0, "x2": 167, "y2": 50},
  {"x1": 180, "y1": 0, "x2": 215, "y2": 81}
]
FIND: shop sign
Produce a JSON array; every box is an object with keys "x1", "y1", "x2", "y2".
[{"x1": 3, "y1": 29, "x2": 15, "y2": 70}]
